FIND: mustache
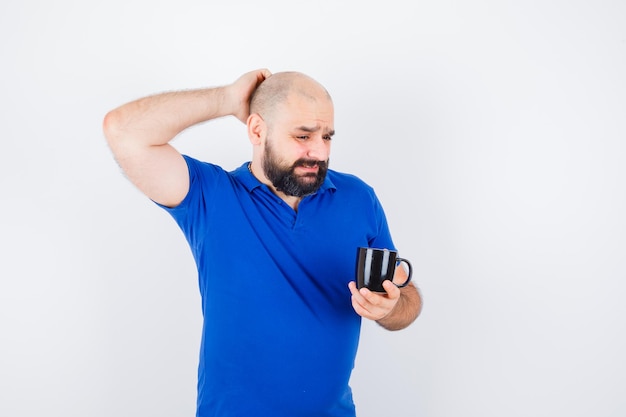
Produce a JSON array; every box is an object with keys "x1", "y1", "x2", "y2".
[{"x1": 292, "y1": 159, "x2": 328, "y2": 169}]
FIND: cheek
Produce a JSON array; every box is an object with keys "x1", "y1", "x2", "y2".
[
  {"x1": 291, "y1": 143, "x2": 311, "y2": 158},
  {"x1": 270, "y1": 142, "x2": 302, "y2": 165}
]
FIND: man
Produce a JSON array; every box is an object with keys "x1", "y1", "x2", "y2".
[{"x1": 103, "y1": 69, "x2": 422, "y2": 416}]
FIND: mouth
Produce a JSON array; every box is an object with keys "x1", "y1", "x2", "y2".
[{"x1": 295, "y1": 160, "x2": 320, "y2": 172}]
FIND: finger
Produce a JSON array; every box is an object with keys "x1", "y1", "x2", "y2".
[
  {"x1": 351, "y1": 291, "x2": 383, "y2": 320},
  {"x1": 355, "y1": 289, "x2": 398, "y2": 320},
  {"x1": 349, "y1": 281, "x2": 400, "y2": 321},
  {"x1": 382, "y1": 280, "x2": 401, "y2": 300},
  {"x1": 348, "y1": 282, "x2": 377, "y2": 318},
  {"x1": 253, "y1": 68, "x2": 272, "y2": 83},
  {"x1": 351, "y1": 294, "x2": 372, "y2": 318},
  {"x1": 348, "y1": 281, "x2": 368, "y2": 305},
  {"x1": 362, "y1": 289, "x2": 395, "y2": 313}
]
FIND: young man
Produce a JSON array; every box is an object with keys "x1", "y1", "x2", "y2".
[{"x1": 103, "y1": 69, "x2": 422, "y2": 416}]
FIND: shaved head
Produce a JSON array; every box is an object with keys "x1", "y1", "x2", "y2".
[{"x1": 249, "y1": 72, "x2": 332, "y2": 124}]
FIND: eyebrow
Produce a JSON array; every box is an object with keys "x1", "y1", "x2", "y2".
[{"x1": 296, "y1": 125, "x2": 335, "y2": 136}]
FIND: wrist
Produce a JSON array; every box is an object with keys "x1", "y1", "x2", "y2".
[{"x1": 218, "y1": 84, "x2": 247, "y2": 122}]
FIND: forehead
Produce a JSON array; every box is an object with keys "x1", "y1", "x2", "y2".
[{"x1": 274, "y1": 92, "x2": 334, "y2": 132}]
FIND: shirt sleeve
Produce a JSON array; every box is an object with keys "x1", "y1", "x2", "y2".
[
  {"x1": 366, "y1": 188, "x2": 397, "y2": 252},
  {"x1": 154, "y1": 155, "x2": 225, "y2": 251}
]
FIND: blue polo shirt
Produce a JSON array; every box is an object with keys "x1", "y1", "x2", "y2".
[{"x1": 160, "y1": 155, "x2": 396, "y2": 417}]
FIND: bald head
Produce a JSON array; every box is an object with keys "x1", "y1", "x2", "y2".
[{"x1": 249, "y1": 72, "x2": 332, "y2": 123}]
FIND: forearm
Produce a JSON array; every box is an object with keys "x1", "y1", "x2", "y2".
[
  {"x1": 376, "y1": 283, "x2": 422, "y2": 331},
  {"x1": 103, "y1": 87, "x2": 231, "y2": 148}
]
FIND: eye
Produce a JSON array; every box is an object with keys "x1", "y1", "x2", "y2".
[
  {"x1": 296, "y1": 135, "x2": 309, "y2": 140},
  {"x1": 323, "y1": 135, "x2": 333, "y2": 141}
]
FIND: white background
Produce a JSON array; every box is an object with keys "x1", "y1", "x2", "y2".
[{"x1": 1, "y1": 1, "x2": 625, "y2": 416}]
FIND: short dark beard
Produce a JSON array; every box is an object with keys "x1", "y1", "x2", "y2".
[{"x1": 262, "y1": 141, "x2": 329, "y2": 197}]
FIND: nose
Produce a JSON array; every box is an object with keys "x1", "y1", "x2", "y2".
[{"x1": 306, "y1": 135, "x2": 330, "y2": 161}]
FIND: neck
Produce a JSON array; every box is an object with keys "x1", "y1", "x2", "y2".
[
  {"x1": 248, "y1": 161, "x2": 303, "y2": 211},
  {"x1": 280, "y1": 195, "x2": 303, "y2": 211}
]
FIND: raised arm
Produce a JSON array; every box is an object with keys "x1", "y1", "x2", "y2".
[{"x1": 102, "y1": 69, "x2": 271, "y2": 207}]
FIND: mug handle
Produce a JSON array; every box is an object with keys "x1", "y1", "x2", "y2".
[{"x1": 394, "y1": 258, "x2": 412, "y2": 288}]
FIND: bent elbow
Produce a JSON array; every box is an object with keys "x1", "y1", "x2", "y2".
[
  {"x1": 102, "y1": 108, "x2": 137, "y2": 158},
  {"x1": 102, "y1": 109, "x2": 123, "y2": 145}
]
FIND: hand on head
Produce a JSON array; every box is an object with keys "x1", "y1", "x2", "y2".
[{"x1": 229, "y1": 68, "x2": 272, "y2": 124}]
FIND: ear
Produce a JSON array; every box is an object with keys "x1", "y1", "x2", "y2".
[{"x1": 247, "y1": 113, "x2": 266, "y2": 146}]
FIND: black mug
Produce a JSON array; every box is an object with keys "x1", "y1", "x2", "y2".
[{"x1": 356, "y1": 247, "x2": 412, "y2": 292}]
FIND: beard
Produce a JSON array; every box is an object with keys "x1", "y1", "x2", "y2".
[{"x1": 262, "y1": 140, "x2": 329, "y2": 197}]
